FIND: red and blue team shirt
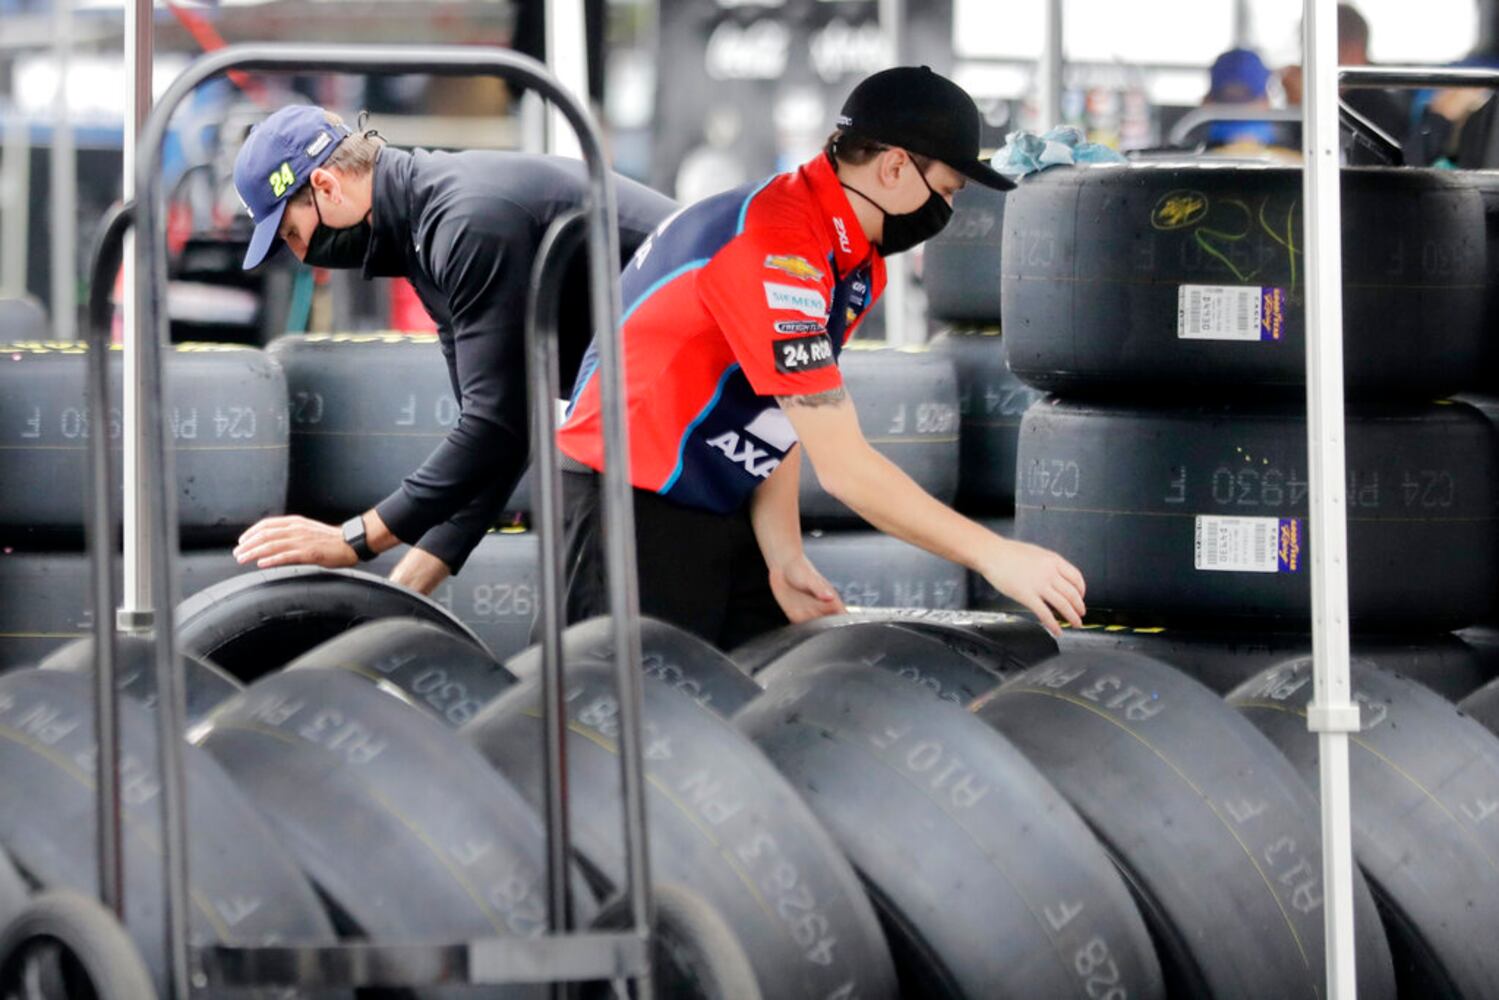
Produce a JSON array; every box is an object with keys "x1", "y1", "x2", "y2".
[{"x1": 558, "y1": 153, "x2": 886, "y2": 514}]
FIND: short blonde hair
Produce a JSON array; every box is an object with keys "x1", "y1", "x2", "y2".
[{"x1": 289, "y1": 109, "x2": 385, "y2": 204}]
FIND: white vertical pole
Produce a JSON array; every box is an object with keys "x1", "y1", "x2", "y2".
[
  {"x1": 0, "y1": 113, "x2": 31, "y2": 300},
  {"x1": 544, "y1": 0, "x2": 588, "y2": 158},
  {"x1": 1300, "y1": 2, "x2": 1361, "y2": 998},
  {"x1": 50, "y1": 0, "x2": 77, "y2": 342},
  {"x1": 1233, "y1": 0, "x2": 1252, "y2": 48},
  {"x1": 122, "y1": 0, "x2": 154, "y2": 625},
  {"x1": 878, "y1": 0, "x2": 915, "y2": 345},
  {"x1": 1038, "y1": 0, "x2": 1064, "y2": 128}
]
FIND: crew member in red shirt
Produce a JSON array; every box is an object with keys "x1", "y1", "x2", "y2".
[{"x1": 559, "y1": 66, "x2": 1086, "y2": 647}]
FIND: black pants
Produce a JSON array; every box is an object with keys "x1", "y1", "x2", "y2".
[{"x1": 561, "y1": 470, "x2": 787, "y2": 650}]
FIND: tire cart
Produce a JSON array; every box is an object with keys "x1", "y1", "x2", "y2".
[{"x1": 0, "y1": 44, "x2": 658, "y2": 999}]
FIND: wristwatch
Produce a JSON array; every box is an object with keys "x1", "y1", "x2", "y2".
[{"x1": 341, "y1": 515, "x2": 377, "y2": 562}]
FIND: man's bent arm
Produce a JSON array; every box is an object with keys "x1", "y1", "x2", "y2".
[
  {"x1": 749, "y1": 443, "x2": 805, "y2": 572},
  {"x1": 375, "y1": 203, "x2": 535, "y2": 545},
  {"x1": 749, "y1": 441, "x2": 845, "y2": 622}
]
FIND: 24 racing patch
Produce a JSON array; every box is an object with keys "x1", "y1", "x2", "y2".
[
  {"x1": 764, "y1": 254, "x2": 824, "y2": 284},
  {"x1": 774, "y1": 333, "x2": 835, "y2": 374}
]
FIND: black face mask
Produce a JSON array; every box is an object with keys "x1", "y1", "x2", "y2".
[
  {"x1": 843, "y1": 164, "x2": 954, "y2": 256},
  {"x1": 302, "y1": 187, "x2": 372, "y2": 269}
]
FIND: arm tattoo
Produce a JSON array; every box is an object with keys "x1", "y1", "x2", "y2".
[{"x1": 778, "y1": 387, "x2": 847, "y2": 409}]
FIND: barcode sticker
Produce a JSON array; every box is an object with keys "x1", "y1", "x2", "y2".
[
  {"x1": 1194, "y1": 515, "x2": 1303, "y2": 573},
  {"x1": 1178, "y1": 285, "x2": 1281, "y2": 341}
]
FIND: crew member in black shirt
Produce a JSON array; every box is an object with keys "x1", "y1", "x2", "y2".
[{"x1": 229, "y1": 104, "x2": 675, "y2": 593}]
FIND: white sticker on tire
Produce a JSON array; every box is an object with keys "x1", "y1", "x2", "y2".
[
  {"x1": 1194, "y1": 515, "x2": 1303, "y2": 573},
  {"x1": 1177, "y1": 285, "x2": 1285, "y2": 342}
]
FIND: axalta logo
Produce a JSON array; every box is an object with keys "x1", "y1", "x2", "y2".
[
  {"x1": 764, "y1": 282, "x2": 827, "y2": 317},
  {"x1": 706, "y1": 430, "x2": 782, "y2": 479},
  {"x1": 764, "y1": 254, "x2": 824, "y2": 283},
  {"x1": 832, "y1": 216, "x2": 852, "y2": 254}
]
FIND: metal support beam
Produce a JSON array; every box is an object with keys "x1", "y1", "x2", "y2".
[
  {"x1": 50, "y1": 0, "x2": 77, "y2": 341},
  {"x1": 1300, "y1": 2, "x2": 1361, "y2": 998},
  {"x1": 1037, "y1": 0, "x2": 1064, "y2": 128},
  {"x1": 0, "y1": 113, "x2": 30, "y2": 300},
  {"x1": 1340, "y1": 65, "x2": 1499, "y2": 88},
  {"x1": 1233, "y1": 0, "x2": 1252, "y2": 48},
  {"x1": 877, "y1": 0, "x2": 915, "y2": 345},
  {"x1": 122, "y1": 0, "x2": 155, "y2": 630},
  {"x1": 544, "y1": 0, "x2": 588, "y2": 157}
]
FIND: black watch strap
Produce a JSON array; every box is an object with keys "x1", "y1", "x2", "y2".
[{"x1": 341, "y1": 515, "x2": 377, "y2": 562}]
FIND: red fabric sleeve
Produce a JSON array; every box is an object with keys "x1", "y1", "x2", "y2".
[{"x1": 696, "y1": 231, "x2": 845, "y2": 398}]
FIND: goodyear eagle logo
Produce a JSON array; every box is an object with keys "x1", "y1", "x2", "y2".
[{"x1": 764, "y1": 254, "x2": 824, "y2": 284}]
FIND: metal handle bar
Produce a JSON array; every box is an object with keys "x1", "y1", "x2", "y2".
[
  {"x1": 85, "y1": 200, "x2": 133, "y2": 924},
  {"x1": 1340, "y1": 66, "x2": 1499, "y2": 89},
  {"x1": 1167, "y1": 105, "x2": 1303, "y2": 146},
  {"x1": 129, "y1": 44, "x2": 651, "y2": 998},
  {"x1": 1166, "y1": 102, "x2": 1401, "y2": 163},
  {"x1": 525, "y1": 208, "x2": 590, "y2": 944}
]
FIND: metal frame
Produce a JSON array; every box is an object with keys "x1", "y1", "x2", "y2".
[
  {"x1": 83, "y1": 199, "x2": 134, "y2": 928},
  {"x1": 121, "y1": 0, "x2": 153, "y2": 630},
  {"x1": 544, "y1": 0, "x2": 588, "y2": 159},
  {"x1": 526, "y1": 209, "x2": 590, "y2": 941},
  {"x1": 1341, "y1": 64, "x2": 1499, "y2": 89},
  {"x1": 50, "y1": 0, "x2": 78, "y2": 343},
  {"x1": 1165, "y1": 103, "x2": 1401, "y2": 164},
  {"x1": 78, "y1": 43, "x2": 653, "y2": 997},
  {"x1": 1166, "y1": 105, "x2": 1303, "y2": 146},
  {"x1": 1300, "y1": 4, "x2": 1359, "y2": 997}
]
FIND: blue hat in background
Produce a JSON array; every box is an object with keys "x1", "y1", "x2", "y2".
[
  {"x1": 233, "y1": 105, "x2": 351, "y2": 269},
  {"x1": 1209, "y1": 48, "x2": 1271, "y2": 103}
]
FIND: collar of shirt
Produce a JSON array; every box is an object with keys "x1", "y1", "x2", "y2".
[
  {"x1": 802, "y1": 152, "x2": 877, "y2": 278},
  {"x1": 363, "y1": 146, "x2": 417, "y2": 279}
]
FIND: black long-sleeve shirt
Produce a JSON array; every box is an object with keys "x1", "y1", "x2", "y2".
[{"x1": 362, "y1": 147, "x2": 676, "y2": 570}]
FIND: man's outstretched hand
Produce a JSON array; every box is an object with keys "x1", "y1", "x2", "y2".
[
  {"x1": 233, "y1": 515, "x2": 357, "y2": 570},
  {"x1": 980, "y1": 537, "x2": 1086, "y2": 638},
  {"x1": 768, "y1": 552, "x2": 847, "y2": 625}
]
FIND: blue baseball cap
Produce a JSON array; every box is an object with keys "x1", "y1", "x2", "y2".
[
  {"x1": 1209, "y1": 48, "x2": 1271, "y2": 103},
  {"x1": 233, "y1": 105, "x2": 351, "y2": 269}
]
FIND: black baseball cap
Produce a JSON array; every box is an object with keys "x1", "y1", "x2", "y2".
[{"x1": 837, "y1": 66, "x2": 1013, "y2": 191}]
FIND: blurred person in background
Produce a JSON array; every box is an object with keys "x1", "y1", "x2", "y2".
[
  {"x1": 227, "y1": 105, "x2": 675, "y2": 594},
  {"x1": 1280, "y1": 3, "x2": 1410, "y2": 144},
  {"x1": 1201, "y1": 48, "x2": 1300, "y2": 159}
]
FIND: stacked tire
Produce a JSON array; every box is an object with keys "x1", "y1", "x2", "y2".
[
  {"x1": 999, "y1": 162, "x2": 1499, "y2": 696},
  {"x1": 268, "y1": 332, "x2": 534, "y2": 522},
  {"x1": 924, "y1": 183, "x2": 1042, "y2": 611},
  {"x1": 0, "y1": 342, "x2": 288, "y2": 668},
  {"x1": 981, "y1": 159, "x2": 1499, "y2": 996}
]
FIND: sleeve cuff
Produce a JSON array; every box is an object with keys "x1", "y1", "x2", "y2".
[
  {"x1": 374, "y1": 490, "x2": 427, "y2": 547},
  {"x1": 414, "y1": 520, "x2": 481, "y2": 574}
]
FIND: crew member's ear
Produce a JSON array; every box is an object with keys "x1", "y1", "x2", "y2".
[
  {"x1": 876, "y1": 147, "x2": 910, "y2": 191},
  {"x1": 309, "y1": 166, "x2": 340, "y2": 204}
]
